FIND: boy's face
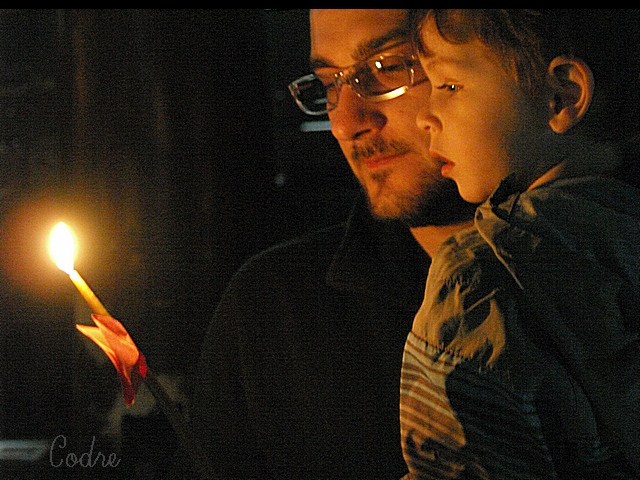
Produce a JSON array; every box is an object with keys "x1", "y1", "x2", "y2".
[
  {"x1": 415, "y1": 16, "x2": 550, "y2": 204},
  {"x1": 310, "y1": 9, "x2": 473, "y2": 225}
]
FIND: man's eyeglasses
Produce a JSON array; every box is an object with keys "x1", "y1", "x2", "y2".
[{"x1": 288, "y1": 44, "x2": 427, "y2": 116}]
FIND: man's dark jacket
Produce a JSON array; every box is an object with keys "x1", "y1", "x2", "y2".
[{"x1": 189, "y1": 193, "x2": 430, "y2": 479}]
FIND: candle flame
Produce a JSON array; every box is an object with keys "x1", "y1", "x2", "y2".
[{"x1": 49, "y1": 222, "x2": 76, "y2": 274}]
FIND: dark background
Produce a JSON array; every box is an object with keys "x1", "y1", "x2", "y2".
[{"x1": 0, "y1": 8, "x2": 357, "y2": 478}]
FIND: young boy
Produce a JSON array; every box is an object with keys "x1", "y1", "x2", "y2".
[{"x1": 400, "y1": 9, "x2": 640, "y2": 479}]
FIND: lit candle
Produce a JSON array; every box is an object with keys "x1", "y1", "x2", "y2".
[
  {"x1": 48, "y1": 222, "x2": 210, "y2": 478},
  {"x1": 48, "y1": 221, "x2": 110, "y2": 316}
]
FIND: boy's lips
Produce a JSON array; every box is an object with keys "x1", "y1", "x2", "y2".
[
  {"x1": 430, "y1": 150, "x2": 455, "y2": 177},
  {"x1": 441, "y1": 162, "x2": 454, "y2": 177}
]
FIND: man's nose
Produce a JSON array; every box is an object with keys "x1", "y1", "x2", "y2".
[{"x1": 329, "y1": 86, "x2": 386, "y2": 141}]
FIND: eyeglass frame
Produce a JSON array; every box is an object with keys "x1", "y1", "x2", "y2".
[{"x1": 288, "y1": 41, "x2": 426, "y2": 116}]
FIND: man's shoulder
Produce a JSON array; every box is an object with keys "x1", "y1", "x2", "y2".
[
  {"x1": 226, "y1": 222, "x2": 349, "y2": 287},
  {"x1": 249, "y1": 222, "x2": 348, "y2": 265}
]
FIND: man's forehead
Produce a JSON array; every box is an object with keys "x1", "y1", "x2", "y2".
[{"x1": 310, "y1": 9, "x2": 409, "y2": 68}]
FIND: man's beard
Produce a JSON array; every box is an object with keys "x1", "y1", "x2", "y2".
[
  {"x1": 351, "y1": 137, "x2": 477, "y2": 227},
  {"x1": 366, "y1": 175, "x2": 477, "y2": 227}
]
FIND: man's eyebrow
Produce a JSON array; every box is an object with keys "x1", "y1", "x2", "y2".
[{"x1": 310, "y1": 27, "x2": 407, "y2": 70}]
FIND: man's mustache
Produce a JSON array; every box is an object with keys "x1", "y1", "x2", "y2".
[{"x1": 351, "y1": 137, "x2": 410, "y2": 161}]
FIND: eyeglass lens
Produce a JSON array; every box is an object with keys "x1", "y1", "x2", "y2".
[{"x1": 291, "y1": 55, "x2": 416, "y2": 115}]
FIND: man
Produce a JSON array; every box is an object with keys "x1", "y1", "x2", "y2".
[{"x1": 188, "y1": 10, "x2": 475, "y2": 479}]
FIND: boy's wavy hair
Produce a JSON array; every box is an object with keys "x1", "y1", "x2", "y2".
[{"x1": 409, "y1": 9, "x2": 640, "y2": 143}]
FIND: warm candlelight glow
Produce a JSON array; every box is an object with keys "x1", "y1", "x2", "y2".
[
  {"x1": 49, "y1": 221, "x2": 110, "y2": 316},
  {"x1": 49, "y1": 222, "x2": 76, "y2": 274}
]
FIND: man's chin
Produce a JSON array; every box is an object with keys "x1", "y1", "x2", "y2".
[
  {"x1": 366, "y1": 190, "x2": 477, "y2": 227},
  {"x1": 366, "y1": 194, "x2": 403, "y2": 220}
]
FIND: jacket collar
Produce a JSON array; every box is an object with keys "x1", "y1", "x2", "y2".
[{"x1": 326, "y1": 193, "x2": 430, "y2": 306}]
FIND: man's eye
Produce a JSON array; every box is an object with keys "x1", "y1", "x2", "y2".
[{"x1": 376, "y1": 60, "x2": 406, "y2": 75}]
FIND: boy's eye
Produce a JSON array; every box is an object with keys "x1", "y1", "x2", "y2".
[{"x1": 437, "y1": 83, "x2": 461, "y2": 93}]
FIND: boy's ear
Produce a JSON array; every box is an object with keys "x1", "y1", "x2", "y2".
[{"x1": 547, "y1": 55, "x2": 594, "y2": 134}]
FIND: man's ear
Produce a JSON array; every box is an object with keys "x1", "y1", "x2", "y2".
[{"x1": 547, "y1": 55, "x2": 594, "y2": 134}]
